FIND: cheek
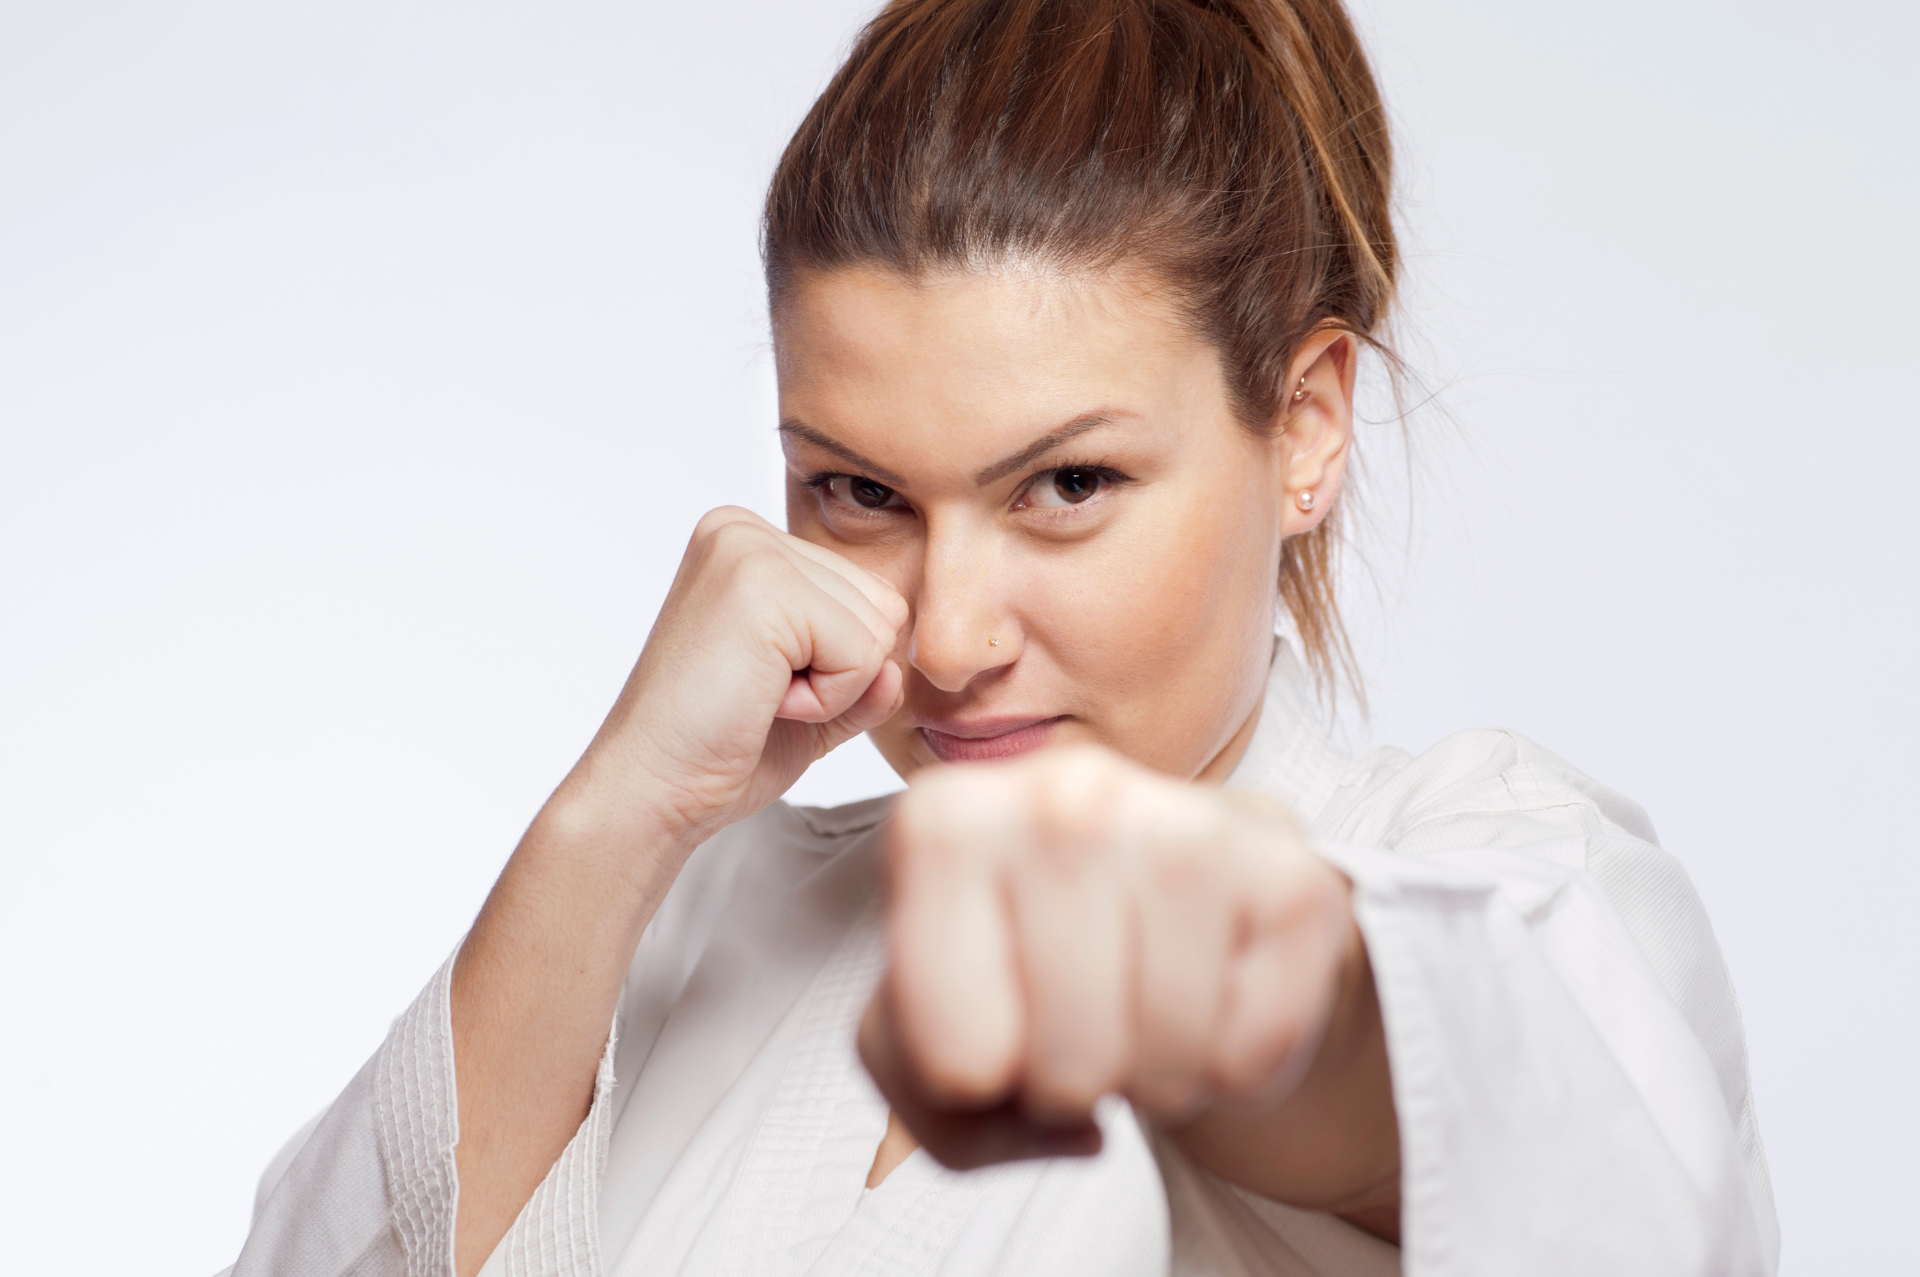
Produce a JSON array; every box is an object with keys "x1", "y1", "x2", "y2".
[
  {"x1": 1022, "y1": 487, "x2": 1278, "y2": 764},
  {"x1": 867, "y1": 717, "x2": 922, "y2": 782},
  {"x1": 1048, "y1": 499, "x2": 1273, "y2": 664}
]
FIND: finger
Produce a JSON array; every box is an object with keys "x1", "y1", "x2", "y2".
[
  {"x1": 761, "y1": 658, "x2": 902, "y2": 780},
  {"x1": 694, "y1": 506, "x2": 899, "y2": 649},
  {"x1": 685, "y1": 511, "x2": 889, "y2": 708},
  {"x1": 779, "y1": 531, "x2": 911, "y2": 636},
  {"x1": 692, "y1": 503, "x2": 779, "y2": 541},
  {"x1": 813, "y1": 659, "x2": 904, "y2": 754},
  {"x1": 1210, "y1": 848, "x2": 1350, "y2": 1099},
  {"x1": 1213, "y1": 933, "x2": 1326, "y2": 1099},
  {"x1": 777, "y1": 546, "x2": 902, "y2": 652},
  {"x1": 859, "y1": 989, "x2": 1100, "y2": 1171},
  {"x1": 696, "y1": 510, "x2": 903, "y2": 686},
  {"x1": 1006, "y1": 754, "x2": 1131, "y2": 1123},
  {"x1": 884, "y1": 770, "x2": 1025, "y2": 1107},
  {"x1": 770, "y1": 585, "x2": 892, "y2": 723},
  {"x1": 1129, "y1": 796, "x2": 1234, "y2": 1117}
]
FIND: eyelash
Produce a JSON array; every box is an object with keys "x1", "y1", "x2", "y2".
[
  {"x1": 1014, "y1": 460, "x2": 1132, "y2": 511},
  {"x1": 802, "y1": 461, "x2": 1134, "y2": 516}
]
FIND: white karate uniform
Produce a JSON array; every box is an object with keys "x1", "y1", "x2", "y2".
[{"x1": 227, "y1": 642, "x2": 1778, "y2": 1277}]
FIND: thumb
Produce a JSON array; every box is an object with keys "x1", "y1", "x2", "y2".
[{"x1": 813, "y1": 660, "x2": 904, "y2": 757}]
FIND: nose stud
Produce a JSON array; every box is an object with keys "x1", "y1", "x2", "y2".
[{"x1": 988, "y1": 637, "x2": 999, "y2": 648}]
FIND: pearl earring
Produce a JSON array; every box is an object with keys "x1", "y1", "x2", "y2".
[{"x1": 1295, "y1": 490, "x2": 1315, "y2": 512}]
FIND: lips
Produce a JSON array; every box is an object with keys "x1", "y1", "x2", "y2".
[{"x1": 917, "y1": 715, "x2": 1066, "y2": 764}]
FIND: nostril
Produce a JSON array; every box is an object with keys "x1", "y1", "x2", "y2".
[{"x1": 908, "y1": 643, "x2": 986, "y2": 694}]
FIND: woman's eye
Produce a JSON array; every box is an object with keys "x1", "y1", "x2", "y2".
[
  {"x1": 1024, "y1": 468, "x2": 1107, "y2": 508},
  {"x1": 825, "y1": 475, "x2": 903, "y2": 510}
]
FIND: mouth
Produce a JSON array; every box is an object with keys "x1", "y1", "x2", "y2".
[{"x1": 916, "y1": 715, "x2": 1067, "y2": 764}]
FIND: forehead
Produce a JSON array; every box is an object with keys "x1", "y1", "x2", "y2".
[{"x1": 773, "y1": 265, "x2": 1224, "y2": 468}]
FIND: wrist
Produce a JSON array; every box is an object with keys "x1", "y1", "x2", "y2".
[{"x1": 527, "y1": 764, "x2": 708, "y2": 910}]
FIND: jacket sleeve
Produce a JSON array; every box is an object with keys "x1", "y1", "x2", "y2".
[
  {"x1": 230, "y1": 951, "x2": 617, "y2": 1277},
  {"x1": 1314, "y1": 730, "x2": 1780, "y2": 1277}
]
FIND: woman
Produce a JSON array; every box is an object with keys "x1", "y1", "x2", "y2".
[{"x1": 228, "y1": 1, "x2": 1778, "y2": 1274}]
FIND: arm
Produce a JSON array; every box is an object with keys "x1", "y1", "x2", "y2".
[
  {"x1": 857, "y1": 740, "x2": 1776, "y2": 1275},
  {"x1": 857, "y1": 749, "x2": 1398, "y2": 1230},
  {"x1": 230, "y1": 506, "x2": 906, "y2": 1277},
  {"x1": 1165, "y1": 909, "x2": 1401, "y2": 1239},
  {"x1": 447, "y1": 774, "x2": 689, "y2": 1273},
  {"x1": 1321, "y1": 827, "x2": 1778, "y2": 1275},
  {"x1": 448, "y1": 507, "x2": 907, "y2": 1275}
]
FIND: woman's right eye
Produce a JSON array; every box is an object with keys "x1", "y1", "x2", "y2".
[{"x1": 824, "y1": 475, "x2": 905, "y2": 510}]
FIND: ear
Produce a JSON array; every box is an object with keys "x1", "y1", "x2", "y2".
[{"x1": 1275, "y1": 329, "x2": 1357, "y2": 537}]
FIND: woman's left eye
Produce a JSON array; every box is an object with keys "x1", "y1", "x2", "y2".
[{"x1": 1023, "y1": 467, "x2": 1114, "y2": 509}]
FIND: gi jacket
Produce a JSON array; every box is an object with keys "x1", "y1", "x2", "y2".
[{"x1": 230, "y1": 641, "x2": 1778, "y2": 1277}]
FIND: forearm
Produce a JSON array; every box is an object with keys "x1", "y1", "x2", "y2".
[
  {"x1": 1170, "y1": 913, "x2": 1401, "y2": 1241},
  {"x1": 449, "y1": 778, "x2": 696, "y2": 1277}
]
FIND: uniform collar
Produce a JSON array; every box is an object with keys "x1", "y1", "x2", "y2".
[{"x1": 1224, "y1": 637, "x2": 1353, "y2": 828}]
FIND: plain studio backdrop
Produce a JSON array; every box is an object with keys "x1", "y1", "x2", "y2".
[{"x1": 1, "y1": 1, "x2": 1913, "y2": 1272}]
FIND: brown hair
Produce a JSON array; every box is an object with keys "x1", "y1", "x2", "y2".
[{"x1": 764, "y1": 0, "x2": 1396, "y2": 696}]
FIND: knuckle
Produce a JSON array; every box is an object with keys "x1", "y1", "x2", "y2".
[
  {"x1": 1131, "y1": 1080, "x2": 1197, "y2": 1117},
  {"x1": 1134, "y1": 792, "x2": 1234, "y2": 892},
  {"x1": 885, "y1": 798, "x2": 933, "y2": 874},
  {"x1": 1146, "y1": 836, "x2": 1211, "y2": 896},
  {"x1": 903, "y1": 765, "x2": 969, "y2": 818},
  {"x1": 1211, "y1": 1020, "x2": 1301, "y2": 1097},
  {"x1": 724, "y1": 542, "x2": 790, "y2": 594},
  {"x1": 1041, "y1": 744, "x2": 1119, "y2": 794},
  {"x1": 693, "y1": 504, "x2": 756, "y2": 542},
  {"x1": 1208, "y1": 1045, "x2": 1266, "y2": 1098},
  {"x1": 1025, "y1": 752, "x2": 1120, "y2": 856},
  {"x1": 708, "y1": 514, "x2": 773, "y2": 560},
  {"x1": 1027, "y1": 1051, "x2": 1124, "y2": 1118},
  {"x1": 917, "y1": 1050, "x2": 1016, "y2": 1108},
  {"x1": 892, "y1": 777, "x2": 987, "y2": 870},
  {"x1": 1129, "y1": 1059, "x2": 1207, "y2": 1116},
  {"x1": 1221, "y1": 788, "x2": 1304, "y2": 843},
  {"x1": 1029, "y1": 818, "x2": 1095, "y2": 875}
]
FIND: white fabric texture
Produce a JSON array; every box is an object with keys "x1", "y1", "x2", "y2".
[{"x1": 229, "y1": 641, "x2": 1777, "y2": 1277}]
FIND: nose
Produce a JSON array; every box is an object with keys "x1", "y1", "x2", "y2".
[{"x1": 906, "y1": 522, "x2": 1018, "y2": 693}]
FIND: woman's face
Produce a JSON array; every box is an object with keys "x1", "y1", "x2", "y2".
[{"x1": 774, "y1": 264, "x2": 1346, "y2": 784}]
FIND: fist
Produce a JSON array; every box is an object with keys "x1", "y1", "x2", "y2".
[
  {"x1": 859, "y1": 745, "x2": 1356, "y2": 1167},
  {"x1": 583, "y1": 507, "x2": 908, "y2": 849}
]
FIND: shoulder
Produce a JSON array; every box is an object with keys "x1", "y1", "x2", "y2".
[
  {"x1": 1315, "y1": 726, "x2": 1658, "y2": 856},
  {"x1": 1319, "y1": 727, "x2": 1749, "y2": 1070},
  {"x1": 783, "y1": 791, "x2": 898, "y2": 842},
  {"x1": 686, "y1": 790, "x2": 898, "y2": 864},
  {"x1": 1312, "y1": 725, "x2": 1716, "y2": 968},
  {"x1": 665, "y1": 790, "x2": 900, "y2": 912}
]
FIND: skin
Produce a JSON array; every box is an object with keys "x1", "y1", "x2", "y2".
[{"x1": 447, "y1": 264, "x2": 1400, "y2": 1277}]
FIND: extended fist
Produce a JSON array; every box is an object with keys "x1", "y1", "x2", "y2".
[{"x1": 860, "y1": 744, "x2": 1357, "y2": 1168}]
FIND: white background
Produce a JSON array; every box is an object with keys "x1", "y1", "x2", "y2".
[{"x1": 1, "y1": 1, "x2": 1913, "y2": 1272}]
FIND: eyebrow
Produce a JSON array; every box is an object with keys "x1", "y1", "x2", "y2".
[
  {"x1": 776, "y1": 421, "x2": 907, "y2": 488},
  {"x1": 778, "y1": 412, "x2": 1122, "y2": 490},
  {"x1": 970, "y1": 413, "x2": 1116, "y2": 486}
]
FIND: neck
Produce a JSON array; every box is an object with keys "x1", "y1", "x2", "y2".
[{"x1": 1193, "y1": 692, "x2": 1264, "y2": 787}]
